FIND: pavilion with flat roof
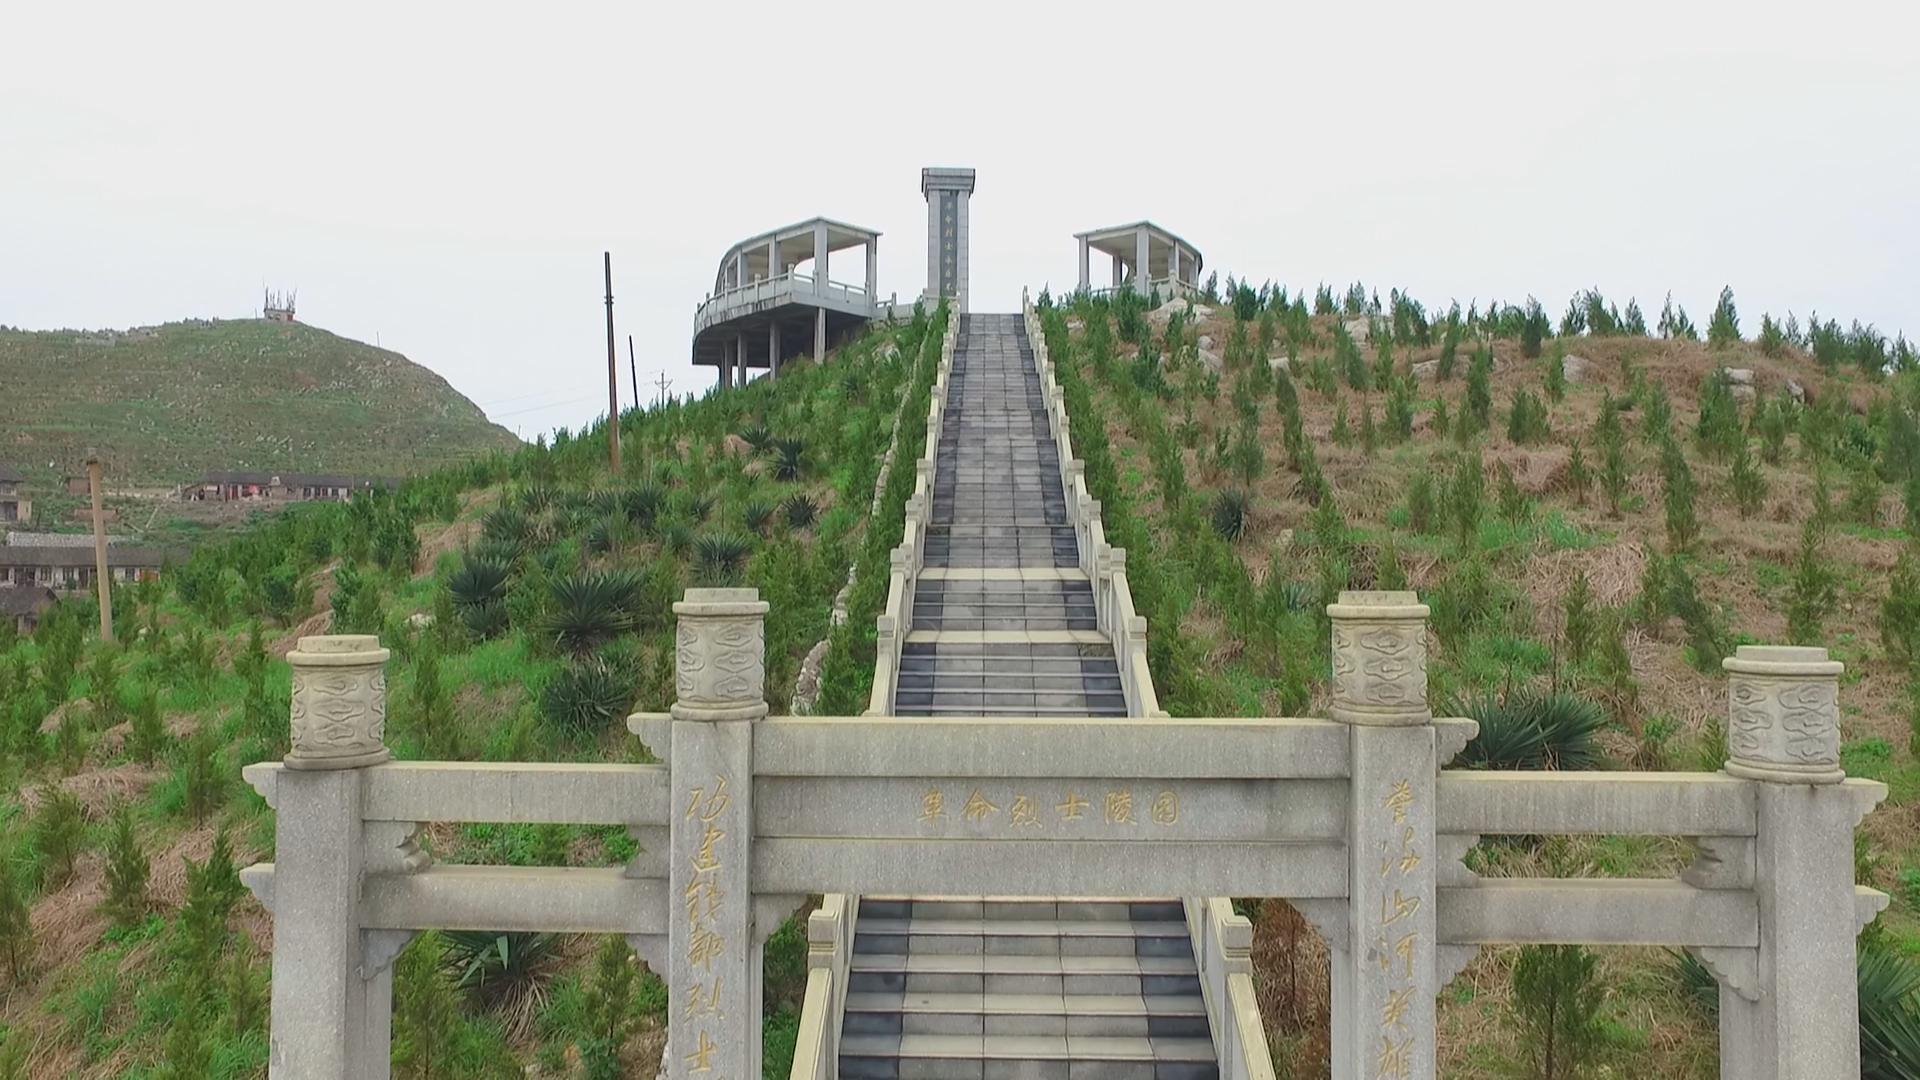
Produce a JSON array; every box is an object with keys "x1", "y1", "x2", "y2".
[
  {"x1": 691, "y1": 217, "x2": 896, "y2": 388},
  {"x1": 1073, "y1": 221, "x2": 1204, "y2": 298}
]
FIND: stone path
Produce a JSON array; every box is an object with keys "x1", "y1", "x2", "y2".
[{"x1": 840, "y1": 314, "x2": 1218, "y2": 1078}]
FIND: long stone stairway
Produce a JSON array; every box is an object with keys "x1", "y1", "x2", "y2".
[{"x1": 838, "y1": 314, "x2": 1218, "y2": 1078}]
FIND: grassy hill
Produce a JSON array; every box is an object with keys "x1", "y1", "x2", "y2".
[
  {"x1": 0, "y1": 308, "x2": 943, "y2": 1077},
  {"x1": 1038, "y1": 282, "x2": 1920, "y2": 1076},
  {"x1": 0, "y1": 319, "x2": 520, "y2": 485}
]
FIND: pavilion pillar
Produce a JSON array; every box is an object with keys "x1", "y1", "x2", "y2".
[
  {"x1": 1134, "y1": 225, "x2": 1151, "y2": 295},
  {"x1": 813, "y1": 221, "x2": 829, "y2": 294},
  {"x1": 1078, "y1": 237, "x2": 1091, "y2": 292},
  {"x1": 733, "y1": 251, "x2": 745, "y2": 289},
  {"x1": 1326, "y1": 592, "x2": 1438, "y2": 1080},
  {"x1": 1170, "y1": 243, "x2": 1181, "y2": 290},
  {"x1": 767, "y1": 238, "x2": 779, "y2": 281},
  {"x1": 866, "y1": 238, "x2": 878, "y2": 300},
  {"x1": 1111, "y1": 254, "x2": 1123, "y2": 289},
  {"x1": 666, "y1": 589, "x2": 767, "y2": 1080},
  {"x1": 815, "y1": 308, "x2": 826, "y2": 363},
  {"x1": 769, "y1": 322, "x2": 781, "y2": 382},
  {"x1": 735, "y1": 333, "x2": 747, "y2": 386}
]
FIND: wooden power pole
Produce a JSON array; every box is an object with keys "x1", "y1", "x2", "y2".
[
  {"x1": 603, "y1": 252, "x2": 621, "y2": 474},
  {"x1": 628, "y1": 334, "x2": 640, "y2": 413},
  {"x1": 85, "y1": 450, "x2": 112, "y2": 643}
]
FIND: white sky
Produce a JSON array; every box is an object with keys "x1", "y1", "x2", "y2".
[{"x1": 3, "y1": 1, "x2": 1915, "y2": 439}]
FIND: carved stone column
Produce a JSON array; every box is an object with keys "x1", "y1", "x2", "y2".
[
  {"x1": 286, "y1": 634, "x2": 392, "y2": 770},
  {"x1": 668, "y1": 589, "x2": 766, "y2": 1079},
  {"x1": 1716, "y1": 644, "x2": 1883, "y2": 1080},
  {"x1": 1327, "y1": 591, "x2": 1437, "y2": 1080},
  {"x1": 1722, "y1": 645, "x2": 1844, "y2": 784},
  {"x1": 270, "y1": 634, "x2": 395, "y2": 1079}
]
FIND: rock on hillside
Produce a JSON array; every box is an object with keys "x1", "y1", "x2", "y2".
[{"x1": 0, "y1": 318, "x2": 520, "y2": 483}]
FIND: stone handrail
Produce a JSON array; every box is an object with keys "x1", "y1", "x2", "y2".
[
  {"x1": 865, "y1": 304, "x2": 955, "y2": 717},
  {"x1": 1021, "y1": 290, "x2": 1162, "y2": 718},
  {"x1": 1023, "y1": 287, "x2": 1274, "y2": 1072},
  {"x1": 245, "y1": 605, "x2": 1887, "y2": 1080}
]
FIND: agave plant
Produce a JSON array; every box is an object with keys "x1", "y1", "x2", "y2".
[
  {"x1": 439, "y1": 930, "x2": 561, "y2": 1041},
  {"x1": 738, "y1": 424, "x2": 773, "y2": 454},
  {"x1": 1211, "y1": 489, "x2": 1251, "y2": 541},
  {"x1": 482, "y1": 506, "x2": 533, "y2": 546},
  {"x1": 743, "y1": 500, "x2": 776, "y2": 538},
  {"x1": 771, "y1": 437, "x2": 807, "y2": 482},
  {"x1": 661, "y1": 521, "x2": 695, "y2": 556},
  {"x1": 695, "y1": 532, "x2": 754, "y2": 584},
  {"x1": 543, "y1": 569, "x2": 642, "y2": 654},
  {"x1": 584, "y1": 514, "x2": 638, "y2": 557},
  {"x1": 447, "y1": 553, "x2": 511, "y2": 610},
  {"x1": 684, "y1": 492, "x2": 716, "y2": 523},
  {"x1": 785, "y1": 493, "x2": 819, "y2": 530},
  {"x1": 621, "y1": 483, "x2": 667, "y2": 530},
  {"x1": 458, "y1": 599, "x2": 510, "y2": 640},
  {"x1": 1860, "y1": 947, "x2": 1920, "y2": 1079},
  {"x1": 538, "y1": 656, "x2": 637, "y2": 736},
  {"x1": 1449, "y1": 689, "x2": 1606, "y2": 771},
  {"x1": 513, "y1": 483, "x2": 557, "y2": 514}
]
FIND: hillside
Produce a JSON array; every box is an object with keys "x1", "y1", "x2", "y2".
[
  {"x1": 0, "y1": 319, "x2": 520, "y2": 484},
  {"x1": 0, "y1": 308, "x2": 941, "y2": 1078},
  {"x1": 1039, "y1": 283, "x2": 1920, "y2": 1076}
]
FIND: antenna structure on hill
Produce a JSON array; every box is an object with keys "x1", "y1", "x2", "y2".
[
  {"x1": 654, "y1": 371, "x2": 673, "y2": 409},
  {"x1": 263, "y1": 287, "x2": 298, "y2": 323}
]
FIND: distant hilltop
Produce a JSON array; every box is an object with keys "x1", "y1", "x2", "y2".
[{"x1": 0, "y1": 317, "x2": 520, "y2": 484}]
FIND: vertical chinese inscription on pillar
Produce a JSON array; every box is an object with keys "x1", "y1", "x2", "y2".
[
  {"x1": 681, "y1": 773, "x2": 732, "y2": 1076},
  {"x1": 938, "y1": 192, "x2": 958, "y2": 299},
  {"x1": 1371, "y1": 777, "x2": 1422, "y2": 1078}
]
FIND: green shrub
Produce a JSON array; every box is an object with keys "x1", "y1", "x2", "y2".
[
  {"x1": 128, "y1": 687, "x2": 166, "y2": 765},
  {"x1": 1562, "y1": 573, "x2": 1596, "y2": 666},
  {"x1": 1565, "y1": 442, "x2": 1590, "y2": 506},
  {"x1": 1662, "y1": 440, "x2": 1700, "y2": 551},
  {"x1": 1708, "y1": 285, "x2": 1741, "y2": 348},
  {"x1": 0, "y1": 853, "x2": 30, "y2": 985},
  {"x1": 1466, "y1": 347, "x2": 1493, "y2": 430},
  {"x1": 1881, "y1": 548, "x2": 1920, "y2": 667},
  {"x1": 1511, "y1": 945, "x2": 1605, "y2": 1078},
  {"x1": 1729, "y1": 440, "x2": 1767, "y2": 518},
  {"x1": 1407, "y1": 473, "x2": 1437, "y2": 535},
  {"x1": 392, "y1": 932, "x2": 461, "y2": 1079},
  {"x1": 1496, "y1": 462, "x2": 1532, "y2": 523},
  {"x1": 1448, "y1": 454, "x2": 1486, "y2": 548},
  {"x1": 579, "y1": 937, "x2": 639, "y2": 1080},
  {"x1": 181, "y1": 728, "x2": 226, "y2": 823},
  {"x1": 1450, "y1": 689, "x2": 1606, "y2": 770}
]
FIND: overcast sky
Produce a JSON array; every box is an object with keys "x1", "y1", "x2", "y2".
[{"x1": 3, "y1": 1, "x2": 1915, "y2": 439}]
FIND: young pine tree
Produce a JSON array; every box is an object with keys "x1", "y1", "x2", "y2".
[
  {"x1": 393, "y1": 932, "x2": 461, "y2": 1080},
  {"x1": 1729, "y1": 440, "x2": 1767, "y2": 519},
  {"x1": 1496, "y1": 462, "x2": 1531, "y2": 523},
  {"x1": 1544, "y1": 346, "x2": 1566, "y2": 402},
  {"x1": 1359, "y1": 400, "x2": 1378, "y2": 455},
  {"x1": 128, "y1": 688, "x2": 166, "y2": 765},
  {"x1": 100, "y1": 801, "x2": 151, "y2": 929},
  {"x1": 1880, "y1": 548, "x2": 1920, "y2": 668},
  {"x1": 1450, "y1": 454, "x2": 1486, "y2": 549},
  {"x1": 578, "y1": 936, "x2": 640, "y2": 1080},
  {"x1": 1562, "y1": 573, "x2": 1597, "y2": 666},
  {"x1": 157, "y1": 983, "x2": 214, "y2": 1080},
  {"x1": 1662, "y1": 440, "x2": 1701, "y2": 551},
  {"x1": 0, "y1": 853, "x2": 30, "y2": 986},
  {"x1": 1407, "y1": 473, "x2": 1437, "y2": 535},
  {"x1": 1785, "y1": 516, "x2": 1839, "y2": 646},
  {"x1": 0, "y1": 1026, "x2": 26, "y2": 1080},
  {"x1": 1512, "y1": 945, "x2": 1605, "y2": 1079},
  {"x1": 182, "y1": 728, "x2": 225, "y2": 823},
  {"x1": 1565, "y1": 441, "x2": 1591, "y2": 506},
  {"x1": 1465, "y1": 347, "x2": 1494, "y2": 431},
  {"x1": 1708, "y1": 285, "x2": 1741, "y2": 348},
  {"x1": 30, "y1": 784, "x2": 86, "y2": 890},
  {"x1": 1330, "y1": 396, "x2": 1351, "y2": 445}
]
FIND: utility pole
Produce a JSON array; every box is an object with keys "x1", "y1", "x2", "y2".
[
  {"x1": 628, "y1": 334, "x2": 640, "y2": 412},
  {"x1": 85, "y1": 450, "x2": 112, "y2": 643},
  {"x1": 603, "y1": 252, "x2": 621, "y2": 474},
  {"x1": 654, "y1": 371, "x2": 673, "y2": 410}
]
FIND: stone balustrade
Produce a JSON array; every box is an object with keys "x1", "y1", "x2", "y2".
[{"x1": 246, "y1": 579, "x2": 1885, "y2": 1080}]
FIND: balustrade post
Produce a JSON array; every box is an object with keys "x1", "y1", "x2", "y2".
[
  {"x1": 270, "y1": 634, "x2": 394, "y2": 1079},
  {"x1": 1326, "y1": 592, "x2": 1437, "y2": 1080},
  {"x1": 668, "y1": 588, "x2": 767, "y2": 1079},
  {"x1": 1715, "y1": 645, "x2": 1878, "y2": 1080}
]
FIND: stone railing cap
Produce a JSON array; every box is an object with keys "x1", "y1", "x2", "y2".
[
  {"x1": 673, "y1": 588, "x2": 769, "y2": 617},
  {"x1": 1326, "y1": 590, "x2": 1429, "y2": 620},
  {"x1": 1723, "y1": 644, "x2": 1844, "y2": 677},
  {"x1": 287, "y1": 635, "x2": 389, "y2": 666}
]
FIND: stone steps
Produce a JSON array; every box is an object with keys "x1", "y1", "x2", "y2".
[{"x1": 848, "y1": 313, "x2": 1215, "y2": 1071}]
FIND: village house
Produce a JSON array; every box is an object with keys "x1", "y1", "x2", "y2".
[
  {"x1": 0, "y1": 466, "x2": 31, "y2": 524},
  {"x1": 181, "y1": 470, "x2": 397, "y2": 503},
  {"x1": 0, "y1": 584, "x2": 57, "y2": 634},
  {"x1": 0, "y1": 544, "x2": 178, "y2": 592}
]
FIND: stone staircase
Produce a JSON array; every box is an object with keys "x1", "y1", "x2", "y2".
[{"x1": 843, "y1": 314, "x2": 1216, "y2": 1077}]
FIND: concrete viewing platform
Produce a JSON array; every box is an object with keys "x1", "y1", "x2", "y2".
[
  {"x1": 692, "y1": 217, "x2": 899, "y2": 388},
  {"x1": 1074, "y1": 220, "x2": 1203, "y2": 298}
]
